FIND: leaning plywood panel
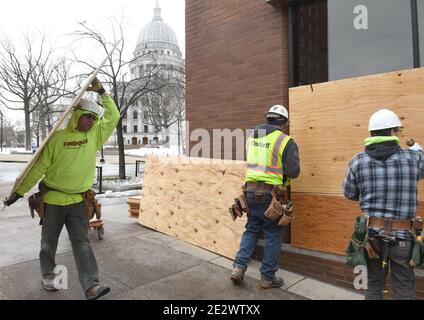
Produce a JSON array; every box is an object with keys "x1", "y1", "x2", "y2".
[
  {"x1": 138, "y1": 155, "x2": 247, "y2": 259},
  {"x1": 289, "y1": 67, "x2": 424, "y2": 199}
]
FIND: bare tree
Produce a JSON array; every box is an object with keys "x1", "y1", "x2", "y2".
[
  {"x1": 141, "y1": 67, "x2": 185, "y2": 150},
  {"x1": 31, "y1": 58, "x2": 77, "y2": 144},
  {"x1": 0, "y1": 34, "x2": 76, "y2": 150},
  {"x1": 0, "y1": 35, "x2": 47, "y2": 150},
  {"x1": 73, "y1": 20, "x2": 166, "y2": 179}
]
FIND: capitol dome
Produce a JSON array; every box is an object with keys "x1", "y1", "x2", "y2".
[{"x1": 135, "y1": 3, "x2": 181, "y2": 55}]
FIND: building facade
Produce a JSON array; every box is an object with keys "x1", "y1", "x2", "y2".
[
  {"x1": 122, "y1": 3, "x2": 185, "y2": 149},
  {"x1": 186, "y1": 0, "x2": 424, "y2": 298}
]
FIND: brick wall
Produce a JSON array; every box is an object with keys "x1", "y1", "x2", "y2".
[
  {"x1": 186, "y1": 0, "x2": 289, "y2": 159},
  {"x1": 253, "y1": 246, "x2": 424, "y2": 300}
]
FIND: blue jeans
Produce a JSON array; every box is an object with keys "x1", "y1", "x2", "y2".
[{"x1": 233, "y1": 191, "x2": 284, "y2": 280}]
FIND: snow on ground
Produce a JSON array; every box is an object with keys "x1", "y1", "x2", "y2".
[
  {"x1": 124, "y1": 146, "x2": 181, "y2": 157},
  {"x1": 103, "y1": 176, "x2": 142, "y2": 186},
  {"x1": 0, "y1": 148, "x2": 33, "y2": 154},
  {"x1": 96, "y1": 189, "x2": 141, "y2": 198}
]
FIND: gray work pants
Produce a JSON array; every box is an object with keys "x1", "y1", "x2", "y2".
[
  {"x1": 366, "y1": 236, "x2": 415, "y2": 300},
  {"x1": 40, "y1": 202, "x2": 99, "y2": 291}
]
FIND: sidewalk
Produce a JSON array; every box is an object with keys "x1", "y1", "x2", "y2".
[{"x1": 0, "y1": 191, "x2": 364, "y2": 300}]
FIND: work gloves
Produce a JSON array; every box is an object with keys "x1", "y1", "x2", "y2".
[
  {"x1": 407, "y1": 139, "x2": 423, "y2": 152},
  {"x1": 410, "y1": 143, "x2": 423, "y2": 152},
  {"x1": 4, "y1": 192, "x2": 23, "y2": 207},
  {"x1": 87, "y1": 77, "x2": 105, "y2": 95}
]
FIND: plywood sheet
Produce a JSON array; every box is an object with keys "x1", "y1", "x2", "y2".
[
  {"x1": 289, "y1": 67, "x2": 424, "y2": 199},
  {"x1": 291, "y1": 193, "x2": 424, "y2": 255},
  {"x1": 290, "y1": 193, "x2": 360, "y2": 255},
  {"x1": 138, "y1": 155, "x2": 247, "y2": 259}
]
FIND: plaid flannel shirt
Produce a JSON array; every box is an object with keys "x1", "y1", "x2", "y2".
[{"x1": 343, "y1": 149, "x2": 424, "y2": 240}]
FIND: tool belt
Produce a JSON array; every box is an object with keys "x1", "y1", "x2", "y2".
[
  {"x1": 245, "y1": 181, "x2": 274, "y2": 193},
  {"x1": 263, "y1": 184, "x2": 293, "y2": 226},
  {"x1": 229, "y1": 184, "x2": 249, "y2": 221},
  {"x1": 368, "y1": 216, "x2": 416, "y2": 232},
  {"x1": 28, "y1": 181, "x2": 101, "y2": 224}
]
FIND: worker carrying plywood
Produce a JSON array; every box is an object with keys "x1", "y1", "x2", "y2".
[
  {"x1": 3, "y1": 78, "x2": 120, "y2": 300},
  {"x1": 343, "y1": 109, "x2": 424, "y2": 300},
  {"x1": 230, "y1": 104, "x2": 300, "y2": 289}
]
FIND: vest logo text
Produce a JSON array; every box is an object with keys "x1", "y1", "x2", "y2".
[{"x1": 250, "y1": 140, "x2": 270, "y2": 148}]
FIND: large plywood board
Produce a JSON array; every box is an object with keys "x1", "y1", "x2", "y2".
[
  {"x1": 138, "y1": 155, "x2": 247, "y2": 259},
  {"x1": 289, "y1": 67, "x2": 424, "y2": 199}
]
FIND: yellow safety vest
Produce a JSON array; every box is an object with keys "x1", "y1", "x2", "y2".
[{"x1": 245, "y1": 130, "x2": 292, "y2": 186}]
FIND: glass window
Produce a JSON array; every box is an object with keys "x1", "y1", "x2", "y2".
[
  {"x1": 418, "y1": 0, "x2": 424, "y2": 66},
  {"x1": 293, "y1": 0, "x2": 415, "y2": 85},
  {"x1": 134, "y1": 125, "x2": 138, "y2": 133},
  {"x1": 328, "y1": 0, "x2": 413, "y2": 80},
  {"x1": 133, "y1": 111, "x2": 138, "y2": 119},
  {"x1": 144, "y1": 125, "x2": 149, "y2": 133},
  {"x1": 123, "y1": 125, "x2": 127, "y2": 133}
]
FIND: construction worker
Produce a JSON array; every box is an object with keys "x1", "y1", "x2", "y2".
[
  {"x1": 231, "y1": 105, "x2": 300, "y2": 289},
  {"x1": 343, "y1": 109, "x2": 424, "y2": 300},
  {"x1": 4, "y1": 78, "x2": 120, "y2": 300}
]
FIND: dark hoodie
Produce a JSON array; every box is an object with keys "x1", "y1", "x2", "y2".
[{"x1": 365, "y1": 141, "x2": 400, "y2": 161}]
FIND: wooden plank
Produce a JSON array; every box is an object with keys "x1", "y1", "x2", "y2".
[
  {"x1": 289, "y1": 67, "x2": 424, "y2": 199},
  {"x1": 291, "y1": 193, "x2": 360, "y2": 255},
  {"x1": 138, "y1": 155, "x2": 247, "y2": 259},
  {"x1": 4, "y1": 39, "x2": 122, "y2": 204}
]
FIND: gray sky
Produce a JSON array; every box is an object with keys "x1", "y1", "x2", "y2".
[{"x1": 0, "y1": 0, "x2": 185, "y2": 123}]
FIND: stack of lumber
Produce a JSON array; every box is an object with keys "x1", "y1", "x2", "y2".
[
  {"x1": 289, "y1": 67, "x2": 424, "y2": 255},
  {"x1": 127, "y1": 196, "x2": 141, "y2": 218}
]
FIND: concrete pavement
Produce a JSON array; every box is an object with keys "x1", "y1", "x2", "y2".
[{"x1": 0, "y1": 158, "x2": 364, "y2": 300}]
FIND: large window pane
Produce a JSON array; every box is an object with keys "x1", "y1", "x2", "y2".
[
  {"x1": 328, "y1": 0, "x2": 413, "y2": 80},
  {"x1": 418, "y1": 0, "x2": 424, "y2": 66},
  {"x1": 293, "y1": 0, "x2": 415, "y2": 85}
]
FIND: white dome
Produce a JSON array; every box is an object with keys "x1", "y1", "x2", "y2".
[{"x1": 136, "y1": 6, "x2": 180, "y2": 52}]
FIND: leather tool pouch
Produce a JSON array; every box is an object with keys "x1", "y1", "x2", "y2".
[
  {"x1": 278, "y1": 202, "x2": 294, "y2": 226},
  {"x1": 229, "y1": 185, "x2": 249, "y2": 221},
  {"x1": 28, "y1": 181, "x2": 50, "y2": 223},
  {"x1": 28, "y1": 192, "x2": 45, "y2": 221},
  {"x1": 82, "y1": 190, "x2": 101, "y2": 221},
  {"x1": 264, "y1": 185, "x2": 293, "y2": 225},
  {"x1": 364, "y1": 237, "x2": 380, "y2": 260},
  {"x1": 264, "y1": 197, "x2": 283, "y2": 221}
]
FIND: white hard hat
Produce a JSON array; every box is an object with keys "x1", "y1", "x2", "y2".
[
  {"x1": 266, "y1": 104, "x2": 289, "y2": 119},
  {"x1": 76, "y1": 99, "x2": 103, "y2": 117},
  {"x1": 368, "y1": 109, "x2": 402, "y2": 131}
]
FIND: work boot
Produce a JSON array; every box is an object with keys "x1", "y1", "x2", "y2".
[
  {"x1": 85, "y1": 283, "x2": 111, "y2": 300},
  {"x1": 230, "y1": 266, "x2": 245, "y2": 284},
  {"x1": 259, "y1": 276, "x2": 285, "y2": 290},
  {"x1": 42, "y1": 276, "x2": 59, "y2": 292}
]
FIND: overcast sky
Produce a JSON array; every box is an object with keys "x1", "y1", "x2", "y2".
[{"x1": 0, "y1": 0, "x2": 185, "y2": 123}]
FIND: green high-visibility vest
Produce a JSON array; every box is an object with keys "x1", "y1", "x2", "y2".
[{"x1": 245, "y1": 130, "x2": 292, "y2": 185}]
